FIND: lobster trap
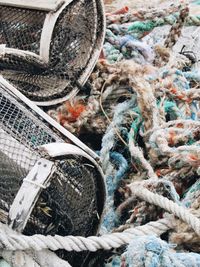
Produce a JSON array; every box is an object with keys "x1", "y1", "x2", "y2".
[
  {"x1": 0, "y1": 0, "x2": 105, "y2": 106},
  {"x1": 0, "y1": 76, "x2": 105, "y2": 265}
]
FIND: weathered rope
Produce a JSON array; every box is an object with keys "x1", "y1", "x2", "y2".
[
  {"x1": 121, "y1": 14, "x2": 200, "y2": 26},
  {"x1": 122, "y1": 236, "x2": 200, "y2": 267},
  {"x1": 7, "y1": 1, "x2": 199, "y2": 266},
  {"x1": 106, "y1": 6, "x2": 200, "y2": 27},
  {"x1": 164, "y1": 4, "x2": 189, "y2": 49},
  {"x1": 129, "y1": 185, "x2": 200, "y2": 236},
  {"x1": 100, "y1": 99, "x2": 135, "y2": 172}
]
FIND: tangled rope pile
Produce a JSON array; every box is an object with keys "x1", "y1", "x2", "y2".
[{"x1": 1, "y1": 0, "x2": 200, "y2": 266}]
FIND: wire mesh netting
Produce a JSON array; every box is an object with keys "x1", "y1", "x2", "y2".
[
  {"x1": 0, "y1": 0, "x2": 105, "y2": 104},
  {"x1": 0, "y1": 89, "x2": 58, "y2": 173},
  {"x1": 0, "y1": 6, "x2": 45, "y2": 53},
  {"x1": 0, "y1": 82, "x2": 105, "y2": 266}
]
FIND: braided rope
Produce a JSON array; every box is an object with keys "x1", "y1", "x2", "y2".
[
  {"x1": 0, "y1": 218, "x2": 173, "y2": 252},
  {"x1": 164, "y1": 4, "x2": 189, "y2": 49},
  {"x1": 155, "y1": 14, "x2": 200, "y2": 26}
]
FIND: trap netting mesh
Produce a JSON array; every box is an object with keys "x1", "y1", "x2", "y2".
[
  {"x1": 0, "y1": 0, "x2": 105, "y2": 105},
  {"x1": 0, "y1": 80, "x2": 105, "y2": 258}
]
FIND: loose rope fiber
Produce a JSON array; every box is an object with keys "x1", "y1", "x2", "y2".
[{"x1": 1, "y1": 0, "x2": 200, "y2": 266}]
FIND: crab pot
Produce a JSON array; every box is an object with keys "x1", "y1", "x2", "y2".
[
  {"x1": 0, "y1": 0, "x2": 105, "y2": 105},
  {"x1": 0, "y1": 76, "x2": 105, "y2": 265}
]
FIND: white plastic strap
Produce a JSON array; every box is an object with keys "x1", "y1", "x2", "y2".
[{"x1": 9, "y1": 158, "x2": 55, "y2": 232}]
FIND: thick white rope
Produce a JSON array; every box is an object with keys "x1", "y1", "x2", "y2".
[
  {"x1": 0, "y1": 223, "x2": 72, "y2": 267},
  {"x1": 0, "y1": 218, "x2": 173, "y2": 252},
  {"x1": 129, "y1": 185, "x2": 200, "y2": 236},
  {"x1": 0, "y1": 186, "x2": 199, "y2": 256}
]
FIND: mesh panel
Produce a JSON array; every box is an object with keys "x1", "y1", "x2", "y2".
[
  {"x1": 49, "y1": 0, "x2": 97, "y2": 76},
  {"x1": 0, "y1": 86, "x2": 59, "y2": 206},
  {"x1": 0, "y1": 0, "x2": 105, "y2": 104},
  {"x1": 0, "y1": 150, "x2": 26, "y2": 206},
  {"x1": 0, "y1": 88, "x2": 59, "y2": 153},
  {"x1": 0, "y1": 6, "x2": 46, "y2": 53},
  {"x1": 0, "y1": 83, "x2": 105, "y2": 263}
]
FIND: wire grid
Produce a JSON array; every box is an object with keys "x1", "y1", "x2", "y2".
[
  {"x1": 0, "y1": 89, "x2": 59, "y2": 159},
  {"x1": 0, "y1": 149, "x2": 26, "y2": 207},
  {"x1": 0, "y1": 6, "x2": 46, "y2": 54},
  {"x1": 0, "y1": 85, "x2": 59, "y2": 207},
  {"x1": 0, "y1": 0, "x2": 104, "y2": 104}
]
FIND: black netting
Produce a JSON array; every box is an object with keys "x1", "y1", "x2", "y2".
[
  {"x1": 0, "y1": 0, "x2": 105, "y2": 104},
  {"x1": 0, "y1": 150, "x2": 26, "y2": 206},
  {"x1": 25, "y1": 156, "x2": 100, "y2": 237}
]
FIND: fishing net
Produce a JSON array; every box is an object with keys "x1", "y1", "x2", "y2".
[
  {"x1": 0, "y1": 0, "x2": 105, "y2": 105},
  {"x1": 0, "y1": 77, "x2": 105, "y2": 265}
]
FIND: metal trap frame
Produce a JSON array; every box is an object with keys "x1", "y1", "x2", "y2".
[
  {"x1": 0, "y1": 0, "x2": 105, "y2": 106},
  {"x1": 0, "y1": 75, "x2": 105, "y2": 262}
]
